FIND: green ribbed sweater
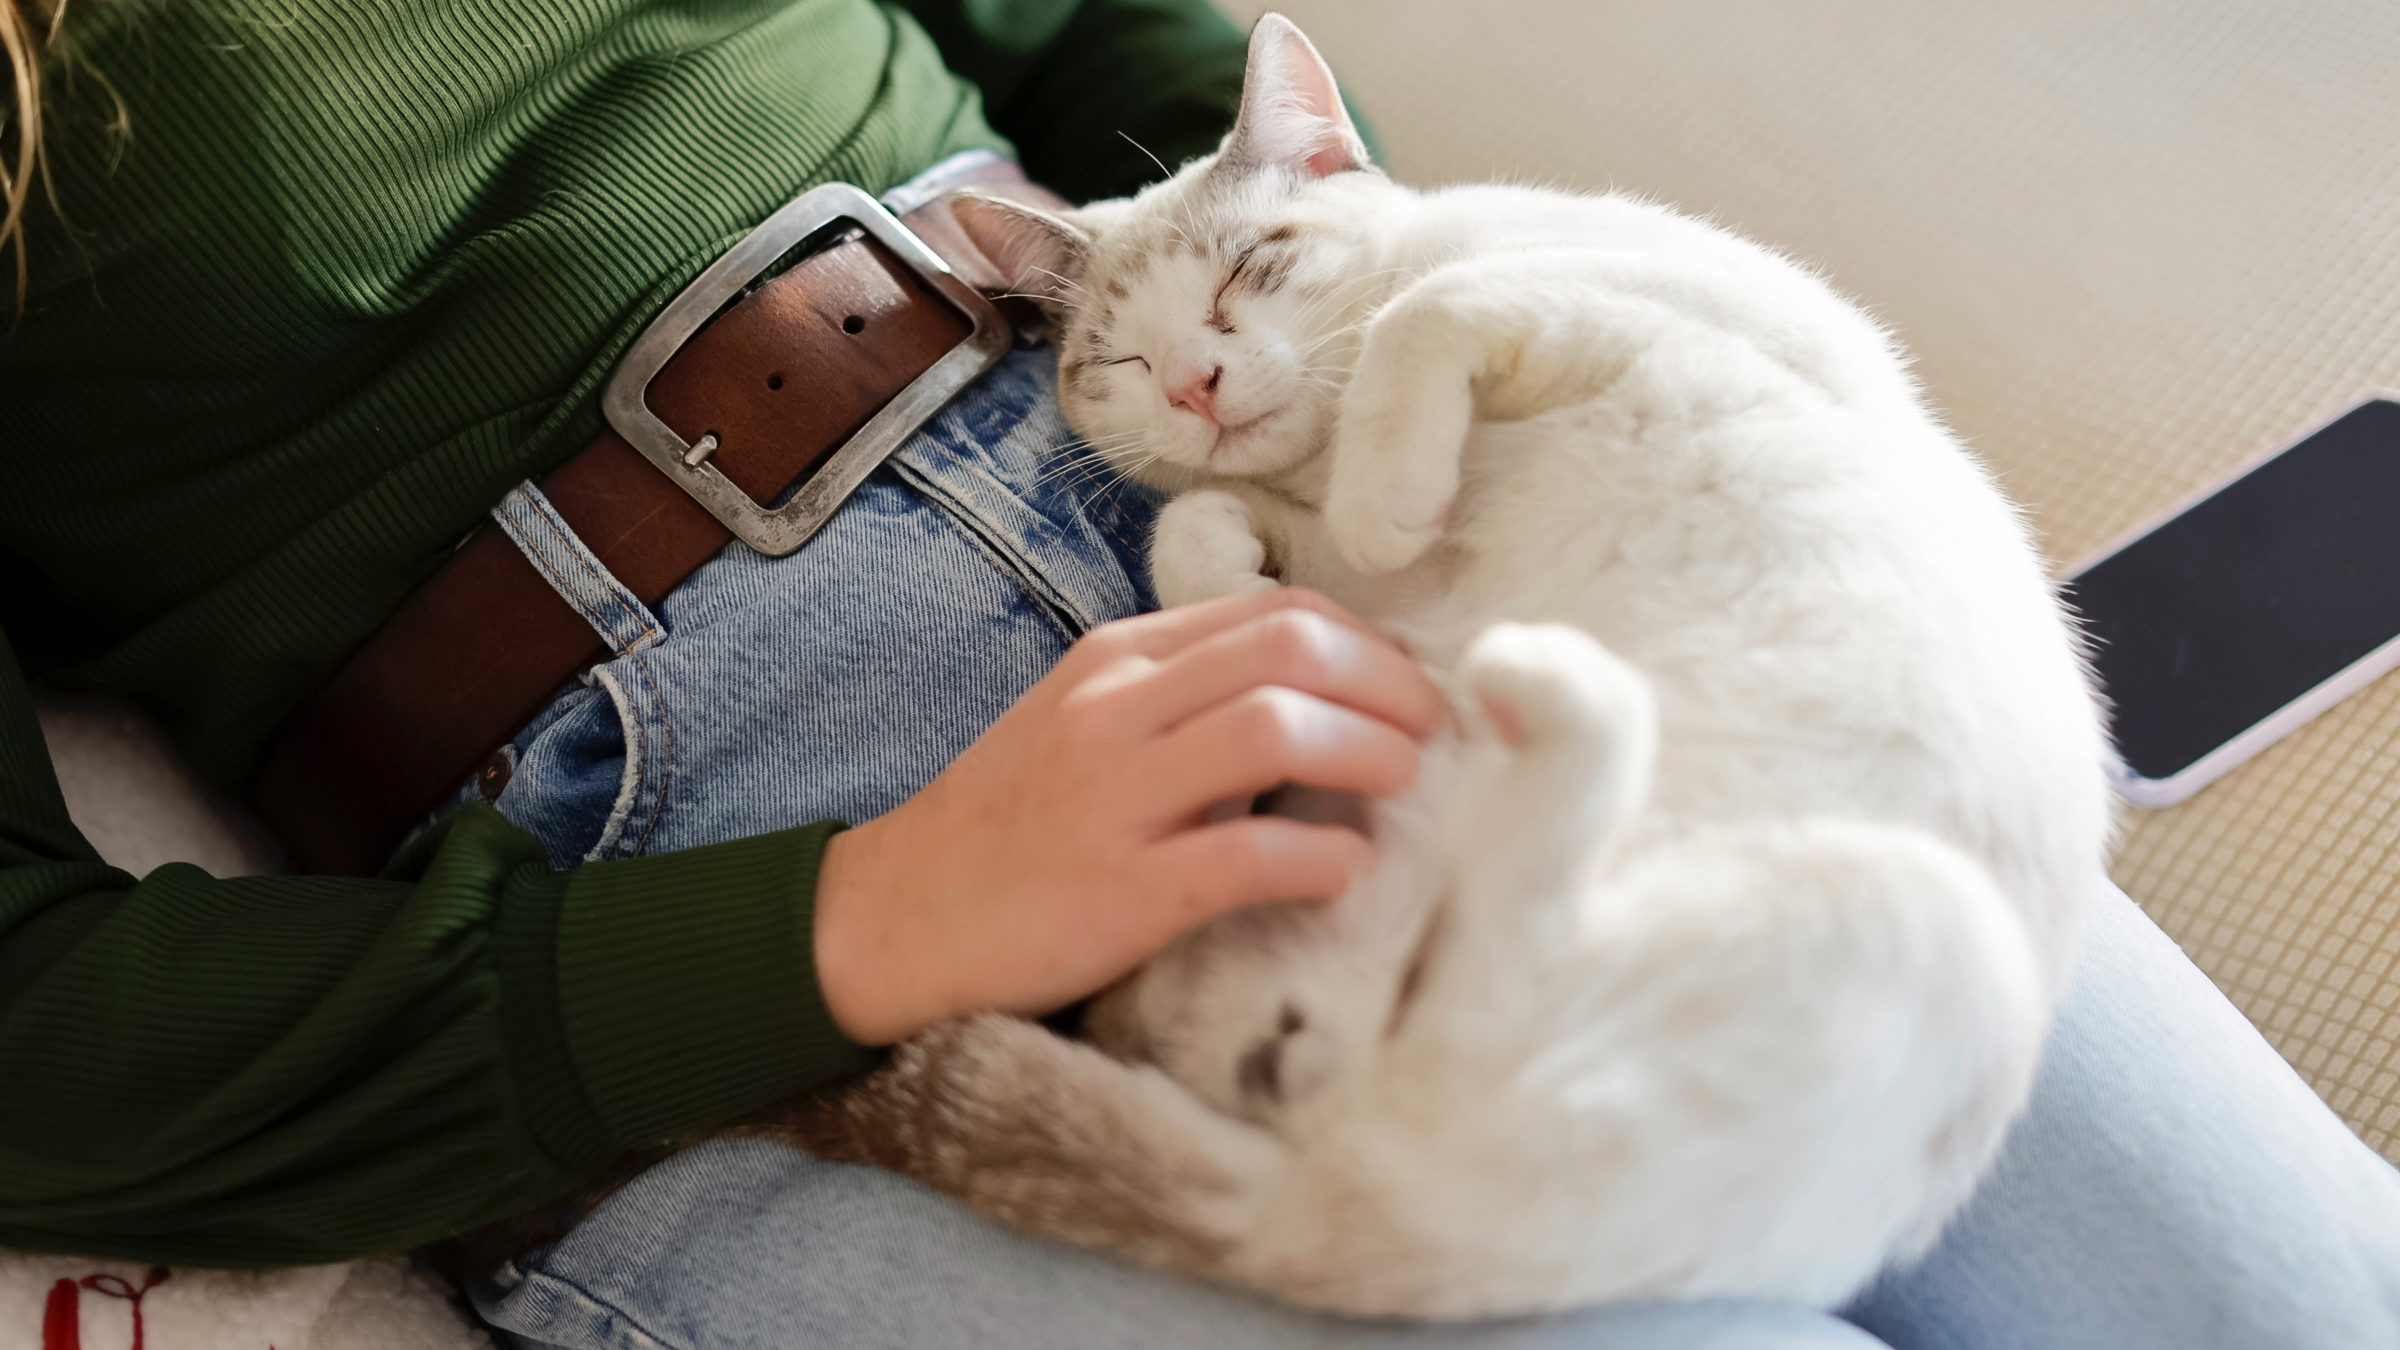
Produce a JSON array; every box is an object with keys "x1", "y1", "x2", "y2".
[{"x1": 0, "y1": 0, "x2": 1247, "y2": 1265}]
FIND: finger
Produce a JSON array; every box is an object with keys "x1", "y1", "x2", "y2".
[
  {"x1": 1078, "y1": 587, "x2": 1387, "y2": 664},
  {"x1": 1140, "y1": 815, "x2": 1373, "y2": 929},
  {"x1": 1136, "y1": 685, "x2": 1423, "y2": 819},
  {"x1": 1127, "y1": 604, "x2": 1446, "y2": 740}
]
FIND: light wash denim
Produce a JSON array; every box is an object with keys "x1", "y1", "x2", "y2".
[
  {"x1": 463, "y1": 342, "x2": 2400, "y2": 1348},
  {"x1": 475, "y1": 344, "x2": 1156, "y2": 869}
]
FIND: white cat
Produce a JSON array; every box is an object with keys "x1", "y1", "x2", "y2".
[{"x1": 781, "y1": 14, "x2": 2114, "y2": 1318}]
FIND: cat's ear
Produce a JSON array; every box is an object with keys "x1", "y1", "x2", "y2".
[
  {"x1": 948, "y1": 192, "x2": 1093, "y2": 314},
  {"x1": 1220, "y1": 14, "x2": 1372, "y2": 180}
]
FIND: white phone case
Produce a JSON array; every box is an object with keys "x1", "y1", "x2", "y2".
[{"x1": 2059, "y1": 392, "x2": 2400, "y2": 809}]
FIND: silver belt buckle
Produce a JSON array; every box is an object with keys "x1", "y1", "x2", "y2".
[{"x1": 601, "y1": 182, "x2": 1011, "y2": 558}]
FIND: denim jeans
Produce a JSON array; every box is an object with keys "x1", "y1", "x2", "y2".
[
  {"x1": 466, "y1": 346, "x2": 2400, "y2": 1348},
  {"x1": 476, "y1": 343, "x2": 1157, "y2": 869}
]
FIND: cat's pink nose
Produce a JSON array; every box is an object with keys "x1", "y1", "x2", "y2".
[{"x1": 1165, "y1": 365, "x2": 1224, "y2": 424}]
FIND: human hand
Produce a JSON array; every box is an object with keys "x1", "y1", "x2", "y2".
[{"x1": 812, "y1": 589, "x2": 1445, "y2": 1046}]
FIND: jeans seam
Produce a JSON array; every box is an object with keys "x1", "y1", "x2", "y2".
[
  {"x1": 583, "y1": 664, "x2": 668, "y2": 864},
  {"x1": 622, "y1": 647, "x2": 673, "y2": 858},
  {"x1": 889, "y1": 457, "x2": 1086, "y2": 645},
  {"x1": 942, "y1": 450, "x2": 1088, "y2": 624},
  {"x1": 510, "y1": 1265, "x2": 686, "y2": 1350},
  {"x1": 928, "y1": 491, "x2": 1080, "y2": 644}
]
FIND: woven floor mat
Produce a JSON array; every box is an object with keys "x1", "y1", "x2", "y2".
[{"x1": 1230, "y1": 0, "x2": 2400, "y2": 1159}]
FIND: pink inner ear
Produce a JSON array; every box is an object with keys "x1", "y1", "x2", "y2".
[
  {"x1": 1243, "y1": 18, "x2": 1362, "y2": 179},
  {"x1": 1285, "y1": 36, "x2": 1356, "y2": 177}
]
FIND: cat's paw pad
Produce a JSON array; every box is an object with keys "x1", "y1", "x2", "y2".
[
  {"x1": 1153, "y1": 490, "x2": 1281, "y2": 607},
  {"x1": 1463, "y1": 622, "x2": 1654, "y2": 752},
  {"x1": 1232, "y1": 999, "x2": 1337, "y2": 1120}
]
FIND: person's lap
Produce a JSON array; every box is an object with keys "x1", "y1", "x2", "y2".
[
  {"x1": 467, "y1": 350, "x2": 2400, "y2": 1348},
  {"x1": 471, "y1": 1138, "x2": 1881, "y2": 1350},
  {"x1": 1842, "y1": 875, "x2": 2400, "y2": 1347}
]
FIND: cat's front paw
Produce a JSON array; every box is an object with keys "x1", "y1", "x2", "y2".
[
  {"x1": 1153, "y1": 490, "x2": 1283, "y2": 608},
  {"x1": 1323, "y1": 469, "x2": 1451, "y2": 576}
]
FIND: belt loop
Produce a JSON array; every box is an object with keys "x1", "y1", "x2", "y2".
[{"x1": 491, "y1": 481, "x2": 666, "y2": 657}]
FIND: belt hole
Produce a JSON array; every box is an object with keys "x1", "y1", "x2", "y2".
[
  {"x1": 766, "y1": 373, "x2": 784, "y2": 390},
  {"x1": 842, "y1": 314, "x2": 866, "y2": 335}
]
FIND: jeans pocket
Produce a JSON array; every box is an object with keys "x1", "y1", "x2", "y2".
[{"x1": 495, "y1": 672, "x2": 661, "y2": 871}]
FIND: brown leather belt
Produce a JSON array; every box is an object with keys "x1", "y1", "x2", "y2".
[{"x1": 253, "y1": 157, "x2": 1043, "y2": 875}]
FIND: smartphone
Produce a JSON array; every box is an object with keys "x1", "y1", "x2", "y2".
[{"x1": 2062, "y1": 397, "x2": 2400, "y2": 808}]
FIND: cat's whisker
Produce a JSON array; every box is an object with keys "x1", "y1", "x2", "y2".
[
  {"x1": 1046, "y1": 447, "x2": 1151, "y2": 487},
  {"x1": 1027, "y1": 266, "x2": 1089, "y2": 299},
  {"x1": 1045, "y1": 433, "x2": 1166, "y2": 485},
  {"x1": 1040, "y1": 453, "x2": 1136, "y2": 489},
  {"x1": 1118, "y1": 131, "x2": 1174, "y2": 183}
]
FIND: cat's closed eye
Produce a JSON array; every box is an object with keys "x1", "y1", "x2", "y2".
[
  {"x1": 1220, "y1": 243, "x2": 1262, "y2": 295},
  {"x1": 1103, "y1": 355, "x2": 1151, "y2": 371},
  {"x1": 1208, "y1": 246, "x2": 1261, "y2": 334}
]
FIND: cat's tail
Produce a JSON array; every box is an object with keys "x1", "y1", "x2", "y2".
[{"x1": 759, "y1": 1012, "x2": 1292, "y2": 1275}]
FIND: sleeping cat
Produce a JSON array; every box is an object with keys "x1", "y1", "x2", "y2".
[{"x1": 776, "y1": 14, "x2": 2113, "y2": 1318}]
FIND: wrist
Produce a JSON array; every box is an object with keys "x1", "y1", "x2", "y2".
[{"x1": 814, "y1": 818, "x2": 939, "y2": 1046}]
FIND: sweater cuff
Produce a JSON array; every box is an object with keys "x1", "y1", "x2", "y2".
[{"x1": 544, "y1": 821, "x2": 878, "y2": 1152}]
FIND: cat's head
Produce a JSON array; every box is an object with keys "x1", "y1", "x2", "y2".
[{"x1": 950, "y1": 14, "x2": 1403, "y2": 492}]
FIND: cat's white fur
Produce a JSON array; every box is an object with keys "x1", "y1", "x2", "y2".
[{"x1": 794, "y1": 14, "x2": 2114, "y2": 1318}]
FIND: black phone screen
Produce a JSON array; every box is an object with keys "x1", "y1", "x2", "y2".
[{"x1": 2064, "y1": 399, "x2": 2400, "y2": 783}]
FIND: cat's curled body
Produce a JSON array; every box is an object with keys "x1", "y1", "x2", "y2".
[{"x1": 783, "y1": 15, "x2": 2113, "y2": 1318}]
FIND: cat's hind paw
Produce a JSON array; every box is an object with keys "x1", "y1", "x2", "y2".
[
  {"x1": 1454, "y1": 623, "x2": 1659, "y2": 879},
  {"x1": 1462, "y1": 623, "x2": 1654, "y2": 755}
]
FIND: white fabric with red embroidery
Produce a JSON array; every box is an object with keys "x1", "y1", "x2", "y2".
[{"x1": 0, "y1": 1257, "x2": 490, "y2": 1350}]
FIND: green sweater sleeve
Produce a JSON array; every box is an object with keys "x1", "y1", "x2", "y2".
[{"x1": 0, "y1": 631, "x2": 875, "y2": 1267}]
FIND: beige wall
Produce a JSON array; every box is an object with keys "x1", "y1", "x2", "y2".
[{"x1": 1221, "y1": 0, "x2": 2400, "y2": 1157}]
